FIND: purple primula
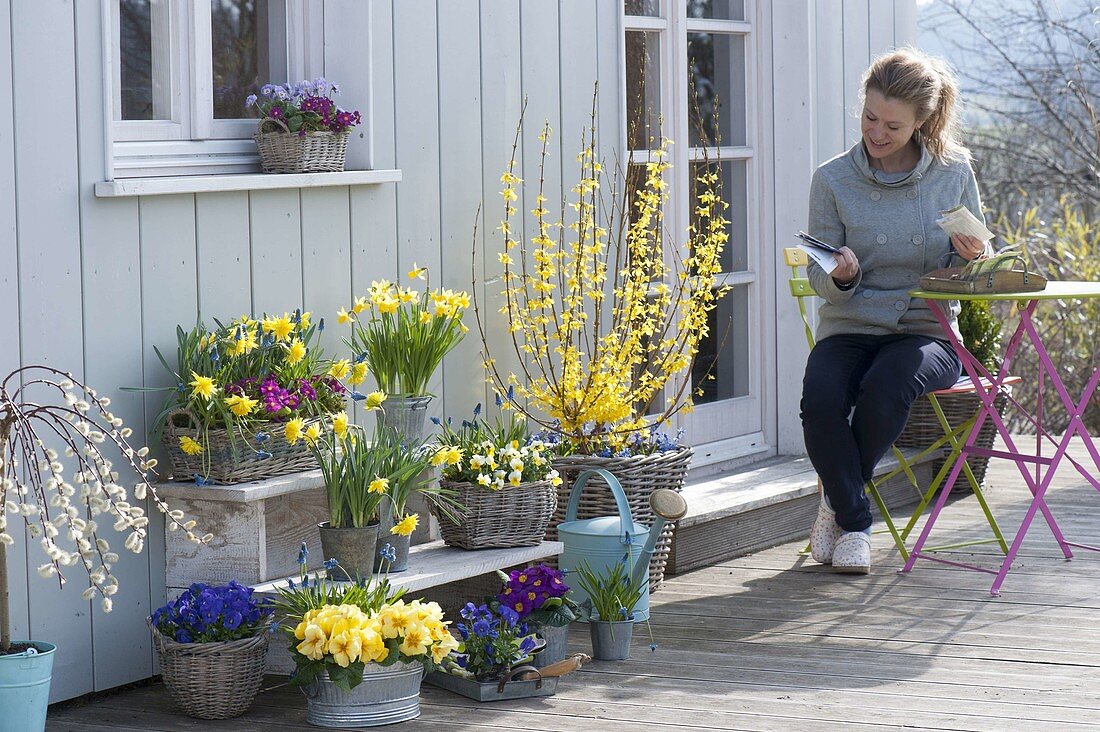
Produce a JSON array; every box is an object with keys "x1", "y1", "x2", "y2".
[
  {"x1": 151, "y1": 581, "x2": 268, "y2": 644},
  {"x1": 249, "y1": 78, "x2": 361, "y2": 134}
]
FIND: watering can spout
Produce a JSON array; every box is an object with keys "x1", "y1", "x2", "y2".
[{"x1": 630, "y1": 489, "x2": 688, "y2": 591}]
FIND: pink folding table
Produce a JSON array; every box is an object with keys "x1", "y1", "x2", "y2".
[{"x1": 901, "y1": 281, "x2": 1100, "y2": 596}]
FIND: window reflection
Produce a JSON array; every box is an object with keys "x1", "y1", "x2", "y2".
[
  {"x1": 691, "y1": 286, "x2": 749, "y2": 403},
  {"x1": 687, "y1": 0, "x2": 745, "y2": 21},
  {"x1": 626, "y1": 31, "x2": 663, "y2": 150},
  {"x1": 688, "y1": 32, "x2": 745, "y2": 147}
]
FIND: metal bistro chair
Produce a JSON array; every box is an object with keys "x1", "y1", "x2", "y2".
[{"x1": 785, "y1": 247, "x2": 1009, "y2": 559}]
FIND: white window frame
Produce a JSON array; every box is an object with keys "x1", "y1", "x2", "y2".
[
  {"x1": 622, "y1": 1, "x2": 770, "y2": 463},
  {"x1": 103, "y1": 0, "x2": 324, "y2": 179}
]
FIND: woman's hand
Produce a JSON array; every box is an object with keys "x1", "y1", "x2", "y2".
[
  {"x1": 951, "y1": 233, "x2": 986, "y2": 261},
  {"x1": 831, "y1": 246, "x2": 860, "y2": 286}
]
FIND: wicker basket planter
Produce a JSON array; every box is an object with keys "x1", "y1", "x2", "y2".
[
  {"x1": 896, "y1": 388, "x2": 1010, "y2": 491},
  {"x1": 254, "y1": 118, "x2": 349, "y2": 174},
  {"x1": 162, "y1": 409, "x2": 325, "y2": 485},
  {"x1": 150, "y1": 624, "x2": 269, "y2": 720},
  {"x1": 548, "y1": 447, "x2": 692, "y2": 592},
  {"x1": 433, "y1": 479, "x2": 557, "y2": 550}
]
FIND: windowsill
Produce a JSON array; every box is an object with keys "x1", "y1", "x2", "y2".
[{"x1": 94, "y1": 168, "x2": 402, "y2": 198}]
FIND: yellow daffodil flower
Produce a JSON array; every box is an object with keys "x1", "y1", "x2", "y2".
[
  {"x1": 365, "y1": 391, "x2": 386, "y2": 411},
  {"x1": 349, "y1": 362, "x2": 368, "y2": 386},
  {"x1": 407, "y1": 262, "x2": 426, "y2": 280},
  {"x1": 224, "y1": 394, "x2": 257, "y2": 417},
  {"x1": 303, "y1": 423, "x2": 321, "y2": 446},
  {"x1": 419, "y1": 310, "x2": 433, "y2": 325},
  {"x1": 178, "y1": 436, "x2": 203, "y2": 455},
  {"x1": 263, "y1": 315, "x2": 295, "y2": 341},
  {"x1": 188, "y1": 371, "x2": 217, "y2": 401},
  {"x1": 352, "y1": 296, "x2": 369, "y2": 314},
  {"x1": 284, "y1": 417, "x2": 305, "y2": 445},
  {"x1": 329, "y1": 359, "x2": 351, "y2": 380},
  {"x1": 299, "y1": 311, "x2": 311, "y2": 329},
  {"x1": 336, "y1": 307, "x2": 352, "y2": 325},
  {"x1": 286, "y1": 339, "x2": 307, "y2": 365},
  {"x1": 332, "y1": 412, "x2": 349, "y2": 440},
  {"x1": 376, "y1": 297, "x2": 399, "y2": 314},
  {"x1": 368, "y1": 477, "x2": 389, "y2": 494},
  {"x1": 391, "y1": 513, "x2": 419, "y2": 536}
]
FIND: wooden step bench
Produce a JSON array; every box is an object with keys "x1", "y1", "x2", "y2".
[
  {"x1": 667, "y1": 448, "x2": 941, "y2": 574},
  {"x1": 252, "y1": 540, "x2": 564, "y2": 674}
]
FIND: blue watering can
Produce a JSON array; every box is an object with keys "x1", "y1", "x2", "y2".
[{"x1": 556, "y1": 468, "x2": 688, "y2": 622}]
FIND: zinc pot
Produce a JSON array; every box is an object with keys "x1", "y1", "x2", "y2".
[
  {"x1": 531, "y1": 622, "x2": 570, "y2": 667},
  {"x1": 318, "y1": 521, "x2": 380, "y2": 581},
  {"x1": 589, "y1": 620, "x2": 633, "y2": 661},
  {"x1": 373, "y1": 530, "x2": 411, "y2": 573},
  {"x1": 302, "y1": 660, "x2": 423, "y2": 727},
  {"x1": 375, "y1": 394, "x2": 432, "y2": 443},
  {"x1": 0, "y1": 641, "x2": 56, "y2": 732}
]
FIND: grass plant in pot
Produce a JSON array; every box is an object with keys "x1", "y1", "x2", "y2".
[
  {"x1": 429, "y1": 405, "x2": 562, "y2": 549},
  {"x1": 149, "y1": 581, "x2": 272, "y2": 719},
  {"x1": 475, "y1": 95, "x2": 729, "y2": 592},
  {"x1": 0, "y1": 366, "x2": 206, "y2": 732},
  {"x1": 573, "y1": 560, "x2": 647, "y2": 661},
  {"x1": 338, "y1": 267, "x2": 470, "y2": 444},
  {"x1": 138, "y1": 310, "x2": 347, "y2": 485},
  {"x1": 271, "y1": 557, "x2": 458, "y2": 727},
  {"x1": 495, "y1": 563, "x2": 579, "y2": 667}
]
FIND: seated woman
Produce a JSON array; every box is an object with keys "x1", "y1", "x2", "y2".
[{"x1": 803, "y1": 48, "x2": 990, "y2": 574}]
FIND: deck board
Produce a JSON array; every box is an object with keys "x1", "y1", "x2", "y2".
[{"x1": 47, "y1": 438, "x2": 1100, "y2": 731}]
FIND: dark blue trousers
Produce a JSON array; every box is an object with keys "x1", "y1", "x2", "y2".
[{"x1": 800, "y1": 334, "x2": 962, "y2": 532}]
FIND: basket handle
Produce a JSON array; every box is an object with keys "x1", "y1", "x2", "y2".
[
  {"x1": 499, "y1": 665, "x2": 542, "y2": 692},
  {"x1": 564, "y1": 468, "x2": 635, "y2": 545},
  {"x1": 258, "y1": 116, "x2": 291, "y2": 134}
]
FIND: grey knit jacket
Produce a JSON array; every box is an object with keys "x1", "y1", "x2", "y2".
[{"x1": 806, "y1": 140, "x2": 986, "y2": 343}]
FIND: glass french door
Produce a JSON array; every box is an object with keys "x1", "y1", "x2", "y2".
[{"x1": 624, "y1": 0, "x2": 766, "y2": 462}]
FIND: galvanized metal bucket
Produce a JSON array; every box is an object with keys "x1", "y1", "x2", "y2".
[
  {"x1": 589, "y1": 620, "x2": 633, "y2": 660},
  {"x1": 556, "y1": 468, "x2": 650, "y2": 621},
  {"x1": 531, "y1": 622, "x2": 570, "y2": 667},
  {"x1": 317, "y1": 522, "x2": 379, "y2": 581},
  {"x1": 375, "y1": 394, "x2": 432, "y2": 442},
  {"x1": 302, "y1": 661, "x2": 423, "y2": 727}
]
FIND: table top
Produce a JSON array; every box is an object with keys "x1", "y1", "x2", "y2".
[{"x1": 911, "y1": 280, "x2": 1100, "y2": 301}]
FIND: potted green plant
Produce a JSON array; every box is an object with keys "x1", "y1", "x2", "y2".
[
  {"x1": 312, "y1": 414, "x2": 441, "y2": 577},
  {"x1": 271, "y1": 547, "x2": 458, "y2": 727},
  {"x1": 140, "y1": 310, "x2": 347, "y2": 485},
  {"x1": 496, "y1": 563, "x2": 578, "y2": 666},
  {"x1": 149, "y1": 581, "x2": 272, "y2": 719},
  {"x1": 430, "y1": 405, "x2": 561, "y2": 549},
  {"x1": 573, "y1": 560, "x2": 647, "y2": 661},
  {"x1": 247, "y1": 79, "x2": 361, "y2": 174},
  {"x1": 337, "y1": 269, "x2": 470, "y2": 442},
  {"x1": 0, "y1": 366, "x2": 205, "y2": 731}
]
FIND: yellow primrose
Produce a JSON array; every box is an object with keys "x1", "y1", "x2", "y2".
[
  {"x1": 391, "y1": 513, "x2": 419, "y2": 536},
  {"x1": 286, "y1": 339, "x2": 307, "y2": 365},
  {"x1": 178, "y1": 436, "x2": 203, "y2": 455},
  {"x1": 224, "y1": 394, "x2": 257, "y2": 417},
  {"x1": 284, "y1": 417, "x2": 305, "y2": 445},
  {"x1": 349, "y1": 362, "x2": 368, "y2": 386},
  {"x1": 329, "y1": 359, "x2": 351, "y2": 380},
  {"x1": 407, "y1": 262, "x2": 426, "y2": 280},
  {"x1": 327, "y1": 630, "x2": 362, "y2": 668},
  {"x1": 365, "y1": 391, "x2": 386, "y2": 411},
  {"x1": 378, "y1": 602, "x2": 412, "y2": 639},
  {"x1": 398, "y1": 625, "x2": 430, "y2": 657},
  {"x1": 332, "y1": 412, "x2": 349, "y2": 440},
  {"x1": 368, "y1": 476, "x2": 389, "y2": 494},
  {"x1": 358, "y1": 626, "x2": 388, "y2": 663},
  {"x1": 296, "y1": 624, "x2": 327, "y2": 661},
  {"x1": 189, "y1": 371, "x2": 217, "y2": 401},
  {"x1": 431, "y1": 631, "x2": 460, "y2": 664}
]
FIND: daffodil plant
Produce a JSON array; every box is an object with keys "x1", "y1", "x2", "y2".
[
  {"x1": 0, "y1": 366, "x2": 207, "y2": 655},
  {"x1": 138, "y1": 311, "x2": 351, "y2": 480},
  {"x1": 338, "y1": 270, "x2": 470, "y2": 397},
  {"x1": 474, "y1": 95, "x2": 730, "y2": 453}
]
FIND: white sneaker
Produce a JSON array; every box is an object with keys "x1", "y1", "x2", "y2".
[
  {"x1": 832, "y1": 531, "x2": 871, "y2": 574},
  {"x1": 809, "y1": 481, "x2": 843, "y2": 564}
]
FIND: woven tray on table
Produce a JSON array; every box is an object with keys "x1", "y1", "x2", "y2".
[
  {"x1": 150, "y1": 622, "x2": 269, "y2": 720},
  {"x1": 254, "y1": 118, "x2": 349, "y2": 174},
  {"x1": 896, "y1": 389, "x2": 1010, "y2": 491},
  {"x1": 162, "y1": 409, "x2": 322, "y2": 485},
  {"x1": 548, "y1": 447, "x2": 693, "y2": 592},
  {"x1": 435, "y1": 479, "x2": 557, "y2": 549}
]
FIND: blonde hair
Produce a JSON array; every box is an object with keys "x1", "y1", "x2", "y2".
[{"x1": 863, "y1": 48, "x2": 969, "y2": 164}]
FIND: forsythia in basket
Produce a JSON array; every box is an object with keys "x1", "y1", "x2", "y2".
[{"x1": 477, "y1": 97, "x2": 729, "y2": 453}]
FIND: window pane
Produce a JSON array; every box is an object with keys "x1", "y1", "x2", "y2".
[
  {"x1": 688, "y1": 32, "x2": 746, "y2": 147},
  {"x1": 119, "y1": 0, "x2": 172, "y2": 120},
  {"x1": 692, "y1": 286, "x2": 749, "y2": 403},
  {"x1": 626, "y1": 31, "x2": 662, "y2": 150},
  {"x1": 691, "y1": 159, "x2": 748, "y2": 273},
  {"x1": 625, "y1": 0, "x2": 661, "y2": 17},
  {"x1": 212, "y1": 0, "x2": 286, "y2": 119},
  {"x1": 687, "y1": 0, "x2": 745, "y2": 21}
]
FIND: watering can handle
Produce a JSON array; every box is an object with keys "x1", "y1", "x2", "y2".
[{"x1": 564, "y1": 468, "x2": 635, "y2": 545}]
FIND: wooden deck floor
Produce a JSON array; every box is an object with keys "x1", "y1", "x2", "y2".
[{"x1": 48, "y1": 439, "x2": 1100, "y2": 731}]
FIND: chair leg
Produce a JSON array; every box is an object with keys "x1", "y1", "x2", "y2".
[{"x1": 866, "y1": 478, "x2": 909, "y2": 561}]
